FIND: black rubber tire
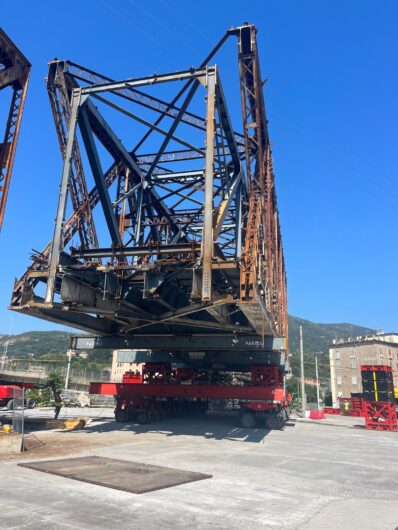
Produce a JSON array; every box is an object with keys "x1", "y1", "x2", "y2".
[
  {"x1": 136, "y1": 411, "x2": 150, "y2": 424},
  {"x1": 265, "y1": 413, "x2": 284, "y2": 430},
  {"x1": 240, "y1": 411, "x2": 257, "y2": 428},
  {"x1": 115, "y1": 409, "x2": 129, "y2": 422},
  {"x1": 6, "y1": 399, "x2": 15, "y2": 411},
  {"x1": 26, "y1": 398, "x2": 36, "y2": 409}
]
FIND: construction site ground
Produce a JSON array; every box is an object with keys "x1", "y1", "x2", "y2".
[{"x1": 0, "y1": 408, "x2": 397, "y2": 529}]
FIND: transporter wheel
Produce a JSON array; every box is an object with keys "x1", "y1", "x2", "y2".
[
  {"x1": 136, "y1": 411, "x2": 150, "y2": 424},
  {"x1": 6, "y1": 399, "x2": 15, "y2": 411},
  {"x1": 265, "y1": 413, "x2": 284, "y2": 430},
  {"x1": 240, "y1": 411, "x2": 257, "y2": 429},
  {"x1": 26, "y1": 398, "x2": 36, "y2": 409},
  {"x1": 115, "y1": 409, "x2": 129, "y2": 422}
]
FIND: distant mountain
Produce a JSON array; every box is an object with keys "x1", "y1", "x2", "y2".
[
  {"x1": 0, "y1": 330, "x2": 111, "y2": 368},
  {"x1": 288, "y1": 315, "x2": 375, "y2": 353},
  {"x1": 287, "y1": 316, "x2": 376, "y2": 381},
  {"x1": 0, "y1": 331, "x2": 73, "y2": 357}
]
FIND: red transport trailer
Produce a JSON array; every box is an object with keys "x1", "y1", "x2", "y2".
[
  {"x1": 0, "y1": 384, "x2": 36, "y2": 410},
  {"x1": 90, "y1": 363, "x2": 291, "y2": 430}
]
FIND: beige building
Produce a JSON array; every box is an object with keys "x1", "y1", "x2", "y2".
[
  {"x1": 329, "y1": 333, "x2": 398, "y2": 406},
  {"x1": 111, "y1": 350, "x2": 147, "y2": 381}
]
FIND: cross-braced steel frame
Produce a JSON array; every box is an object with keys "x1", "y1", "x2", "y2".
[
  {"x1": 10, "y1": 24, "x2": 287, "y2": 356},
  {"x1": 0, "y1": 28, "x2": 30, "y2": 230}
]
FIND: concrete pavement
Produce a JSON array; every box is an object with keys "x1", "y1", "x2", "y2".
[{"x1": 0, "y1": 411, "x2": 397, "y2": 529}]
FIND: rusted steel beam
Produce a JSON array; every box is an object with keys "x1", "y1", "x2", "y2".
[
  {"x1": 236, "y1": 24, "x2": 287, "y2": 338},
  {"x1": 0, "y1": 28, "x2": 30, "y2": 230}
]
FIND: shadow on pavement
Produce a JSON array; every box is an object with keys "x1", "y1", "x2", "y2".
[{"x1": 79, "y1": 411, "x2": 275, "y2": 443}]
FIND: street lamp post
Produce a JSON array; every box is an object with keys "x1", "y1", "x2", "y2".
[
  {"x1": 300, "y1": 325, "x2": 306, "y2": 413},
  {"x1": 64, "y1": 349, "x2": 74, "y2": 391},
  {"x1": 315, "y1": 355, "x2": 321, "y2": 411}
]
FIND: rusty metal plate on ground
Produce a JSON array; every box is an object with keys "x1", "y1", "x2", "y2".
[{"x1": 19, "y1": 456, "x2": 211, "y2": 494}]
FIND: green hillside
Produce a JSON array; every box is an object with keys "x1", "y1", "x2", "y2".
[
  {"x1": 287, "y1": 315, "x2": 375, "y2": 383},
  {"x1": 0, "y1": 331, "x2": 73, "y2": 357},
  {"x1": 288, "y1": 315, "x2": 375, "y2": 354},
  {"x1": 0, "y1": 331, "x2": 111, "y2": 368}
]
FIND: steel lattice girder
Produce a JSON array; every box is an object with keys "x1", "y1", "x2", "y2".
[
  {"x1": 10, "y1": 23, "x2": 288, "y2": 353},
  {"x1": 0, "y1": 28, "x2": 30, "y2": 230}
]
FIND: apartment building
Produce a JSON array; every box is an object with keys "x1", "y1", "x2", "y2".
[
  {"x1": 110, "y1": 350, "x2": 148, "y2": 381},
  {"x1": 329, "y1": 333, "x2": 398, "y2": 406}
]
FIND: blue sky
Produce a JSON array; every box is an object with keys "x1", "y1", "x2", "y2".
[{"x1": 1, "y1": 0, "x2": 397, "y2": 335}]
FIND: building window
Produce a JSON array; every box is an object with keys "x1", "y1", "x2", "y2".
[
  {"x1": 350, "y1": 358, "x2": 357, "y2": 369},
  {"x1": 335, "y1": 359, "x2": 340, "y2": 368},
  {"x1": 335, "y1": 350, "x2": 340, "y2": 359},
  {"x1": 352, "y1": 376, "x2": 358, "y2": 385},
  {"x1": 337, "y1": 376, "x2": 342, "y2": 385},
  {"x1": 350, "y1": 348, "x2": 355, "y2": 358}
]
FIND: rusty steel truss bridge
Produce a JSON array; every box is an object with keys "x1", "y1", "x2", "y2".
[
  {"x1": 0, "y1": 28, "x2": 30, "y2": 230},
  {"x1": 10, "y1": 23, "x2": 288, "y2": 367}
]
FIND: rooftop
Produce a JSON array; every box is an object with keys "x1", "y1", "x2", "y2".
[{"x1": 332, "y1": 332, "x2": 398, "y2": 346}]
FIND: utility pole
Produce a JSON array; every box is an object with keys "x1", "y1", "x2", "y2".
[
  {"x1": 1, "y1": 318, "x2": 13, "y2": 369},
  {"x1": 20, "y1": 387, "x2": 25, "y2": 452},
  {"x1": 64, "y1": 349, "x2": 73, "y2": 391},
  {"x1": 300, "y1": 325, "x2": 306, "y2": 413},
  {"x1": 315, "y1": 355, "x2": 320, "y2": 411}
]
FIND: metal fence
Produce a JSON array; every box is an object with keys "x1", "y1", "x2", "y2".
[{"x1": 1, "y1": 359, "x2": 111, "y2": 383}]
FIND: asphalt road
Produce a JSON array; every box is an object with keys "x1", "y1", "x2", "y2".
[{"x1": 0, "y1": 410, "x2": 397, "y2": 529}]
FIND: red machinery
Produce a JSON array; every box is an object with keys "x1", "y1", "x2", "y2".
[
  {"x1": 0, "y1": 385, "x2": 22, "y2": 409},
  {"x1": 349, "y1": 395, "x2": 366, "y2": 417},
  {"x1": 324, "y1": 407, "x2": 342, "y2": 415},
  {"x1": 0, "y1": 384, "x2": 35, "y2": 410},
  {"x1": 324, "y1": 395, "x2": 365, "y2": 417},
  {"x1": 361, "y1": 365, "x2": 397, "y2": 431},
  {"x1": 364, "y1": 401, "x2": 397, "y2": 431},
  {"x1": 90, "y1": 363, "x2": 290, "y2": 430}
]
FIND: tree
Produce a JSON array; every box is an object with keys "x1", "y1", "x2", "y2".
[{"x1": 47, "y1": 373, "x2": 65, "y2": 393}]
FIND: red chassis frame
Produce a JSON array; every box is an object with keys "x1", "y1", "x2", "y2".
[
  {"x1": 90, "y1": 381, "x2": 285, "y2": 402},
  {"x1": 90, "y1": 364, "x2": 285, "y2": 402},
  {"x1": 90, "y1": 364, "x2": 289, "y2": 428}
]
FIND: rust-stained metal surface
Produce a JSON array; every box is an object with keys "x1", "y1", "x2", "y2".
[
  {"x1": 10, "y1": 23, "x2": 287, "y2": 364},
  {"x1": 19, "y1": 456, "x2": 212, "y2": 494},
  {"x1": 0, "y1": 28, "x2": 30, "y2": 230}
]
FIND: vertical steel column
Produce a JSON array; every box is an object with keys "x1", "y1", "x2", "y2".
[
  {"x1": 45, "y1": 89, "x2": 81, "y2": 304},
  {"x1": 0, "y1": 79, "x2": 29, "y2": 230},
  {"x1": 0, "y1": 29, "x2": 31, "y2": 231},
  {"x1": 47, "y1": 61, "x2": 98, "y2": 250},
  {"x1": 202, "y1": 69, "x2": 216, "y2": 301},
  {"x1": 235, "y1": 185, "x2": 242, "y2": 258}
]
